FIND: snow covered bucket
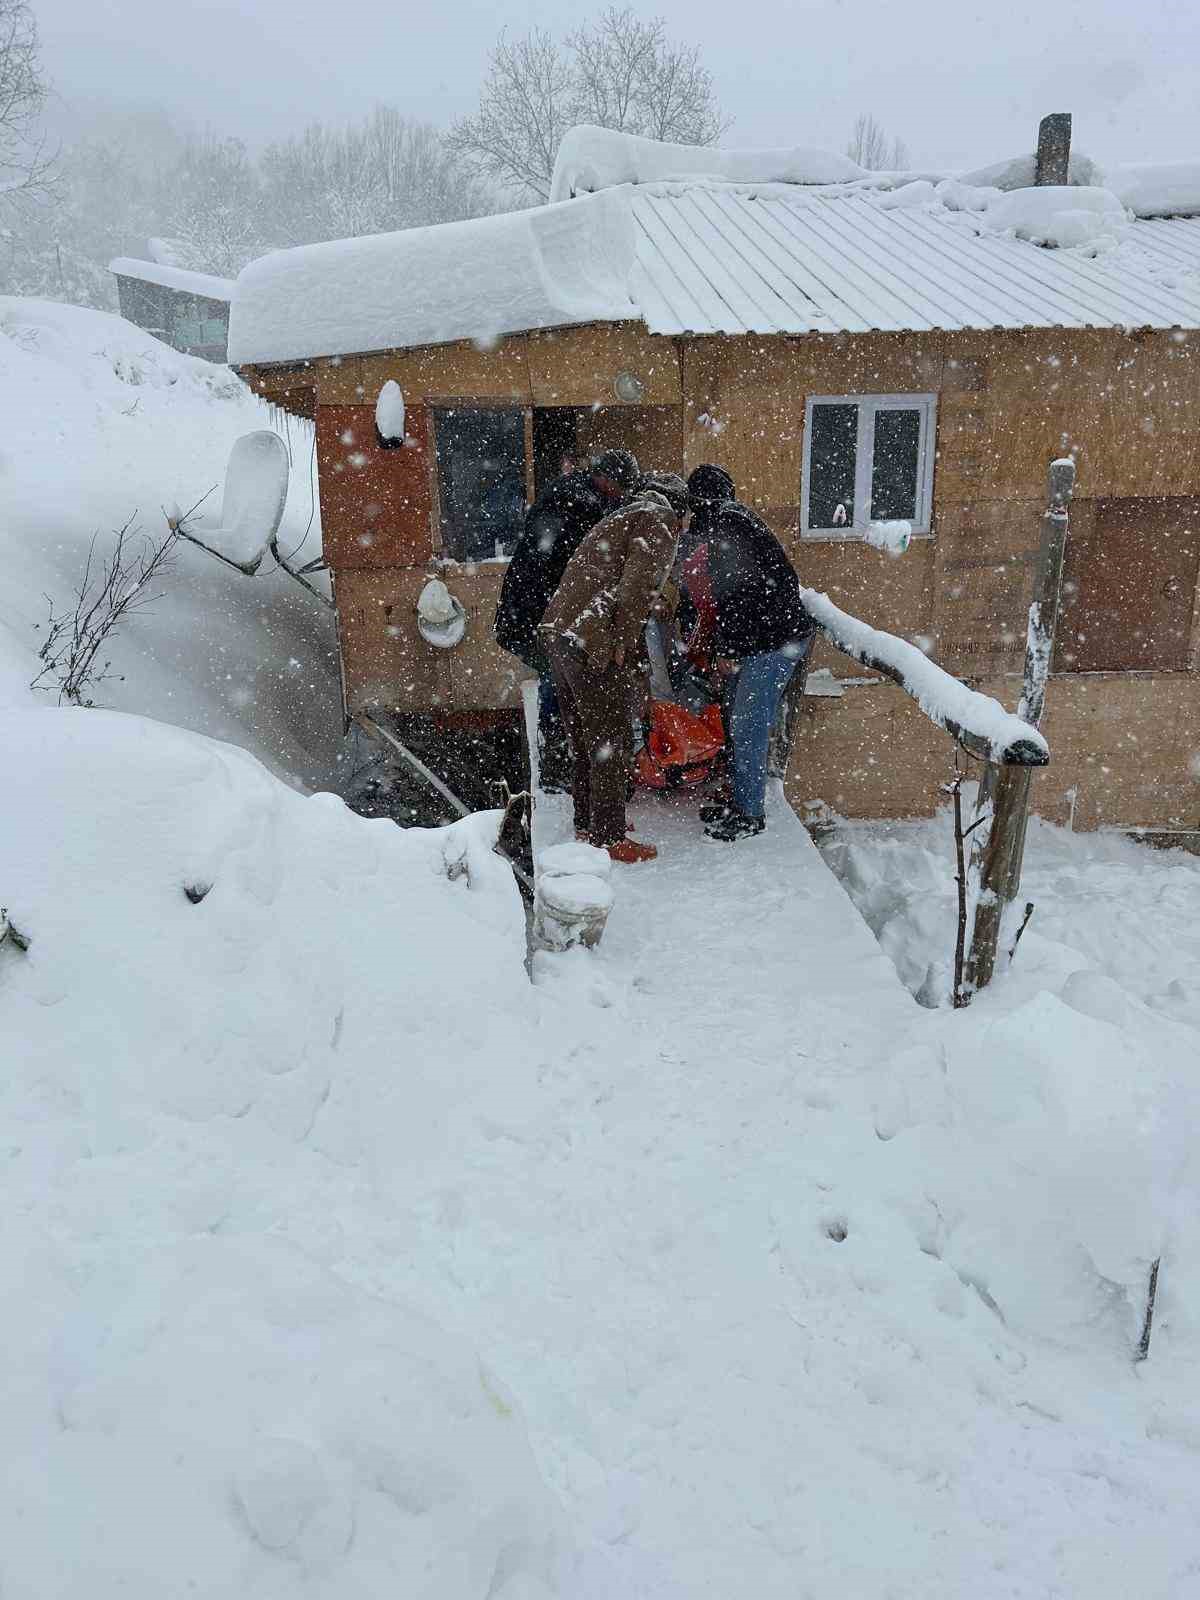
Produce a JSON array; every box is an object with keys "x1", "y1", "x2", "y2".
[{"x1": 534, "y1": 842, "x2": 614, "y2": 951}]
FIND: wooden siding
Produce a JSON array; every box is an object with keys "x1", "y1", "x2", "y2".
[
  {"x1": 786, "y1": 673, "x2": 1200, "y2": 831},
  {"x1": 315, "y1": 404, "x2": 433, "y2": 569},
  {"x1": 245, "y1": 320, "x2": 1200, "y2": 829},
  {"x1": 528, "y1": 325, "x2": 681, "y2": 406},
  {"x1": 1055, "y1": 497, "x2": 1200, "y2": 673}
]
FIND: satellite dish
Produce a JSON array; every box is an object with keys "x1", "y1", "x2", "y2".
[
  {"x1": 416, "y1": 578, "x2": 467, "y2": 648},
  {"x1": 180, "y1": 431, "x2": 290, "y2": 574}
]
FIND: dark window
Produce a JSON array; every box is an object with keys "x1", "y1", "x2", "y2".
[
  {"x1": 807, "y1": 403, "x2": 859, "y2": 530},
  {"x1": 803, "y1": 395, "x2": 935, "y2": 536},
  {"x1": 870, "y1": 408, "x2": 922, "y2": 521},
  {"x1": 434, "y1": 408, "x2": 527, "y2": 561}
]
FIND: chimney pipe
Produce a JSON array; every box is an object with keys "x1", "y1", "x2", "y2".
[{"x1": 1035, "y1": 113, "x2": 1072, "y2": 186}]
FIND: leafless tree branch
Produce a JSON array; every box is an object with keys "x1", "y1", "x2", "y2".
[
  {"x1": 31, "y1": 515, "x2": 178, "y2": 706},
  {"x1": 448, "y1": 9, "x2": 730, "y2": 202},
  {"x1": 0, "y1": 0, "x2": 56, "y2": 209},
  {"x1": 846, "y1": 112, "x2": 910, "y2": 171}
]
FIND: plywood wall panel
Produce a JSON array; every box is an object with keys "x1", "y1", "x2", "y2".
[
  {"x1": 358, "y1": 339, "x2": 531, "y2": 402},
  {"x1": 314, "y1": 356, "x2": 364, "y2": 404},
  {"x1": 334, "y1": 567, "x2": 451, "y2": 714},
  {"x1": 930, "y1": 499, "x2": 1044, "y2": 678},
  {"x1": 577, "y1": 405, "x2": 684, "y2": 471},
  {"x1": 317, "y1": 404, "x2": 433, "y2": 569},
  {"x1": 1055, "y1": 497, "x2": 1200, "y2": 673},
  {"x1": 528, "y1": 325, "x2": 680, "y2": 405},
  {"x1": 784, "y1": 670, "x2": 1200, "y2": 828},
  {"x1": 792, "y1": 537, "x2": 936, "y2": 649},
  {"x1": 785, "y1": 686, "x2": 952, "y2": 820},
  {"x1": 439, "y1": 563, "x2": 527, "y2": 711}
]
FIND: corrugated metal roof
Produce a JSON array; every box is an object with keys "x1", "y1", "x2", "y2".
[{"x1": 628, "y1": 187, "x2": 1200, "y2": 336}]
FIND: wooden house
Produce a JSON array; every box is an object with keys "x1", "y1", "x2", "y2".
[
  {"x1": 228, "y1": 124, "x2": 1200, "y2": 833},
  {"x1": 111, "y1": 256, "x2": 233, "y2": 362}
]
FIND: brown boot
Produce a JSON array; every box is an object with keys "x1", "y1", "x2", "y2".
[{"x1": 607, "y1": 838, "x2": 658, "y2": 865}]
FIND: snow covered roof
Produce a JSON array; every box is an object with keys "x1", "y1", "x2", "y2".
[
  {"x1": 109, "y1": 258, "x2": 235, "y2": 303},
  {"x1": 228, "y1": 130, "x2": 1200, "y2": 366},
  {"x1": 627, "y1": 186, "x2": 1200, "y2": 335},
  {"x1": 228, "y1": 190, "x2": 636, "y2": 366}
]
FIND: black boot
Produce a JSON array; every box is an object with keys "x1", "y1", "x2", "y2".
[
  {"x1": 699, "y1": 799, "x2": 734, "y2": 824},
  {"x1": 705, "y1": 810, "x2": 765, "y2": 842}
]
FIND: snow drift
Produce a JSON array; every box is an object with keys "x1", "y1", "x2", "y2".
[
  {"x1": 0, "y1": 706, "x2": 563, "y2": 1598},
  {"x1": 549, "y1": 123, "x2": 864, "y2": 203},
  {"x1": 0, "y1": 297, "x2": 342, "y2": 788}
]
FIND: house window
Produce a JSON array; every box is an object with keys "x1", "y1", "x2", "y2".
[
  {"x1": 802, "y1": 394, "x2": 936, "y2": 537},
  {"x1": 433, "y1": 408, "x2": 527, "y2": 562}
]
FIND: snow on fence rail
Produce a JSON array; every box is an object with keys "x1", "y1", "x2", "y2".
[{"x1": 800, "y1": 590, "x2": 1050, "y2": 768}]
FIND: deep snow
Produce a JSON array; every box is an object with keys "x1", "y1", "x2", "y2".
[
  {"x1": 8, "y1": 720, "x2": 1200, "y2": 1597},
  {"x1": 0, "y1": 297, "x2": 344, "y2": 788},
  {"x1": 6, "y1": 296, "x2": 1200, "y2": 1597}
]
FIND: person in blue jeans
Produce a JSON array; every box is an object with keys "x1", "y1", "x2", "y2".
[{"x1": 682, "y1": 465, "x2": 816, "y2": 841}]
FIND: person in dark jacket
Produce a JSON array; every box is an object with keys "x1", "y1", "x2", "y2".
[
  {"x1": 495, "y1": 449, "x2": 640, "y2": 787},
  {"x1": 682, "y1": 464, "x2": 816, "y2": 842}
]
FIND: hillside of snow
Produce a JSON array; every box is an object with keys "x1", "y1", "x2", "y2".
[
  {"x1": 0, "y1": 297, "x2": 343, "y2": 788},
  {"x1": 5, "y1": 297, "x2": 1200, "y2": 1598},
  {"x1": 6, "y1": 696, "x2": 1200, "y2": 1595}
]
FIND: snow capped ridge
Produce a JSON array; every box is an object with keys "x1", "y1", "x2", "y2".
[
  {"x1": 109, "y1": 256, "x2": 235, "y2": 301},
  {"x1": 549, "y1": 123, "x2": 864, "y2": 203}
]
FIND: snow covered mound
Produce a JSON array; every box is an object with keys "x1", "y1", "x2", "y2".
[
  {"x1": 0, "y1": 297, "x2": 341, "y2": 788},
  {"x1": 549, "y1": 123, "x2": 864, "y2": 203},
  {"x1": 1104, "y1": 161, "x2": 1200, "y2": 219},
  {"x1": 0, "y1": 706, "x2": 563, "y2": 1598},
  {"x1": 984, "y1": 184, "x2": 1130, "y2": 249}
]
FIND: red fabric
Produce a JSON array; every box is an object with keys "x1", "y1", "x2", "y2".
[{"x1": 635, "y1": 700, "x2": 726, "y2": 790}]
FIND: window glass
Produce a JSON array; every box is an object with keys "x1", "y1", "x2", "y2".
[
  {"x1": 871, "y1": 408, "x2": 922, "y2": 522},
  {"x1": 807, "y1": 402, "x2": 858, "y2": 530},
  {"x1": 434, "y1": 409, "x2": 527, "y2": 561}
]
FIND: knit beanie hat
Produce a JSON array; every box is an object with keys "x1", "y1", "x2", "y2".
[
  {"x1": 638, "y1": 470, "x2": 691, "y2": 517},
  {"x1": 591, "y1": 449, "x2": 641, "y2": 490},
  {"x1": 687, "y1": 464, "x2": 736, "y2": 507}
]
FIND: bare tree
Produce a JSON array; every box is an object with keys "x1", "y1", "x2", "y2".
[
  {"x1": 32, "y1": 516, "x2": 178, "y2": 706},
  {"x1": 448, "y1": 8, "x2": 730, "y2": 202},
  {"x1": 447, "y1": 29, "x2": 574, "y2": 203},
  {"x1": 0, "y1": 0, "x2": 54, "y2": 210},
  {"x1": 260, "y1": 109, "x2": 490, "y2": 246},
  {"x1": 160, "y1": 135, "x2": 263, "y2": 276},
  {"x1": 846, "y1": 112, "x2": 910, "y2": 171},
  {"x1": 566, "y1": 8, "x2": 728, "y2": 146}
]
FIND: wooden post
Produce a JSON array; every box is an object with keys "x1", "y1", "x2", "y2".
[
  {"x1": 1035, "y1": 113, "x2": 1072, "y2": 186},
  {"x1": 966, "y1": 459, "x2": 1075, "y2": 994}
]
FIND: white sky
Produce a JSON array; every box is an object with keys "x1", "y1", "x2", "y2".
[{"x1": 34, "y1": 0, "x2": 1198, "y2": 169}]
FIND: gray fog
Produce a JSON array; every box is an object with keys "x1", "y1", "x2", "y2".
[{"x1": 34, "y1": 0, "x2": 1197, "y2": 168}]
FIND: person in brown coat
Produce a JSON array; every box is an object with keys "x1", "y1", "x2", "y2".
[{"x1": 540, "y1": 472, "x2": 689, "y2": 863}]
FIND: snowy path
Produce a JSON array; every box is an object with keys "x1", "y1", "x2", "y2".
[{"x1": 355, "y1": 789, "x2": 1200, "y2": 1599}]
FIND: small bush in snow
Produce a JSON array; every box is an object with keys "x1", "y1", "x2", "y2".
[{"x1": 31, "y1": 515, "x2": 177, "y2": 706}]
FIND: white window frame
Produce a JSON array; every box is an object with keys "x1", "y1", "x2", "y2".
[{"x1": 801, "y1": 393, "x2": 937, "y2": 540}]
